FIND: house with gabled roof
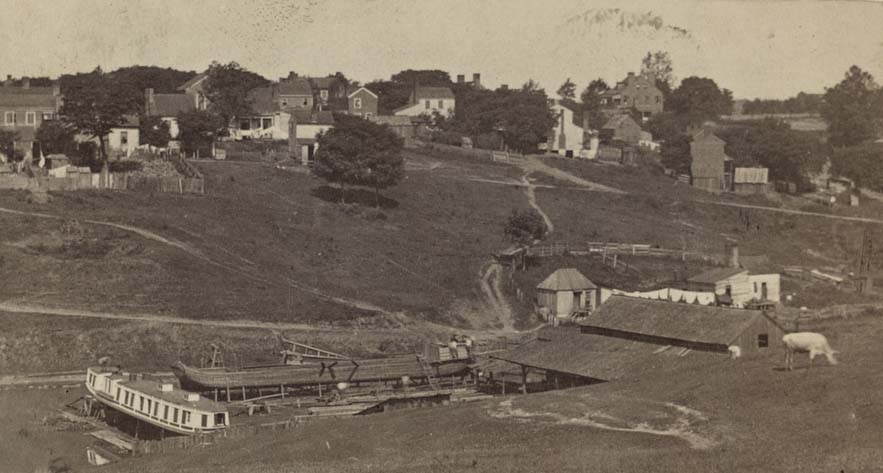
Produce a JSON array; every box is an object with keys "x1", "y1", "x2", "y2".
[
  {"x1": 599, "y1": 72, "x2": 663, "y2": 122},
  {"x1": 0, "y1": 77, "x2": 63, "y2": 159},
  {"x1": 600, "y1": 113, "x2": 643, "y2": 145},
  {"x1": 690, "y1": 128, "x2": 733, "y2": 193},
  {"x1": 347, "y1": 87, "x2": 378, "y2": 119},
  {"x1": 393, "y1": 86, "x2": 455, "y2": 118},
  {"x1": 536, "y1": 268, "x2": 598, "y2": 318},
  {"x1": 541, "y1": 100, "x2": 596, "y2": 158}
]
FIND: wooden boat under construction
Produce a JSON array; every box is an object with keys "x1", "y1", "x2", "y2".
[{"x1": 174, "y1": 339, "x2": 474, "y2": 391}]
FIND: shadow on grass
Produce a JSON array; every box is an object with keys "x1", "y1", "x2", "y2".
[{"x1": 310, "y1": 185, "x2": 399, "y2": 209}]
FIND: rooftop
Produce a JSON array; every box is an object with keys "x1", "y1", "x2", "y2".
[
  {"x1": 492, "y1": 326, "x2": 717, "y2": 380},
  {"x1": 687, "y1": 267, "x2": 748, "y2": 284},
  {"x1": 0, "y1": 84, "x2": 59, "y2": 108},
  {"x1": 537, "y1": 268, "x2": 597, "y2": 291},
  {"x1": 413, "y1": 86, "x2": 455, "y2": 100},
  {"x1": 580, "y1": 296, "x2": 771, "y2": 346},
  {"x1": 151, "y1": 93, "x2": 196, "y2": 117},
  {"x1": 277, "y1": 78, "x2": 313, "y2": 96},
  {"x1": 370, "y1": 115, "x2": 412, "y2": 126}
]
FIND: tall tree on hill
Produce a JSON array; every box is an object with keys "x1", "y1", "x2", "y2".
[
  {"x1": 641, "y1": 51, "x2": 674, "y2": 99},
  {"x1": 668, "y1": 76, "x2": 733, "y2": 125},
  {"x1": 204, "y1": 61, "x2": 270, "y2": 131},
  {"x1": 831, "y1": 142, "x2": 883, "y2": 190},
  {"x1": 60, "y1": 67, "x2": 137, "y2": 160},
  {"x1": 390, "y1": 69, "x2": 452, "y2": 88},
  {"x1": 313, "y1": 115, "x2": 404, "y2": 207},
  {"x1": 821, "y1": 65, "x2": 881, "y2": 148},
  {"x1": 580, "y1": 78, "x2": 610, "y2": 130},
  {"x1": 495, "y1": 81, "x2": 557, "y2": 153},
  {"x1": 504, "y1": 209, "x2": 547, "y2": 244},
  {"x1": 557, "y1": 78, "x2": 577, "y2": 101}
]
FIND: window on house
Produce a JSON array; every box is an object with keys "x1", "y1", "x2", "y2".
[
  {"x1": 182, "y1": 410, "x2": 191, "y2": 424},
  {"x1": 757, "y1": 334, "x2": 769, "y2": 348},
  {"x1": 753, "y1": 282, "x2": 758, "y2": 293},
  {"x1": 320, "y1": 89, "x2": 328, "y2": 99},
  {"x1": 425, "y1": 100, "x2": 430, "y2": 109},
  {"x1": 173, "y1": 408, "x2": 179, "y2": 423},
  {"x1": 164, "y1": 405, "x2": 169, "y2": 420},
  {"x1": 262, "y1": 118, "x2": 272, "y2": 129},
  {"x1": 282, "y1": 100, "x2": 288, "y2": 107},
  {"x1": 438, "y1": 100, "x2": 443, "y2": 108},
  {"x1": 147, "y1": 399, "x2": 152, "y2": 414},
  {"x1": 4, "y1": 111, "x2": 15, "y2": 125},
  {"x1": 42, "y1": 112, "x2": 54, "y2": 120},
  {"x1": 201, "y1": 414, "x2": 208, "y2": 428},
  {"x1": 240, "y1": 120, "x2": 250, "y2": 130},
  {"x1": 120, "y1": 131, "x2": 128, "y2": 146},
  {"x1": 139, "y1": 396, "x2": 144, "y2": 411},
  {"x1": 302, "y1": 99, "x2": 308, "y2": 106},
  {"x1": 354, "y1": 98, "x2": 362, "y2": 109},
  {"x1": 26, "y1": 112, "x2": 35, "y2": 126},
  {"x1": 725, "y1": 285, "x2": 732, "y2": 296},
  {"x1": 153, "y1": 402, "x2": 159, "y2": 417},
  {"x1": 116, "y1": 387, "x2": 121, "y2": 401}
]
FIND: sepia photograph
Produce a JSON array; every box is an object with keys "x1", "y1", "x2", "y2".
[{"x1": 1, "y1": 0, "x2": 882, "y2": 471}]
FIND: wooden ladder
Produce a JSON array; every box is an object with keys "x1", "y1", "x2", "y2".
[{"x1": 417, "y1": 356, "x2": 441, "y2": 390}]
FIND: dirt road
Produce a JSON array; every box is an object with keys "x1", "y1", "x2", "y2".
[{"x1": 694, "y1": 200, "x2": 883, "y2": 225}]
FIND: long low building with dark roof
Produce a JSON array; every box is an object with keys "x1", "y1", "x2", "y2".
[
  {"x1": 491, "y1": 295, "x2": 785, "y2": 391},
  {"x1": 580, "y1": 295, "x2": 785, "y2": 355}
]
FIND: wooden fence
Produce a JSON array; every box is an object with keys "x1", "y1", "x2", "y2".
[
  {"x1": 526, "y1": 241, "x2": 723, "y2": 264},
  {"x1": 0, "y1": 162, "x2": 204, "y2": 195}
]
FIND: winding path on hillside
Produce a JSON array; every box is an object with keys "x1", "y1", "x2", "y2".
[
  {"x1": 517, "y1": 156, "x2": 625, "y2": 194},
  {"x1": 692, "y1": 200, "x2": 883, "y2": 225},
  {"x1": 0, "y1": 206, "x2": 392, "y2": 316}
]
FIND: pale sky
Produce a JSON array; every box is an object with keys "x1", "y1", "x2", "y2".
[{"x1": 1, "y1": 0, "x2": 882, "y2": 99}]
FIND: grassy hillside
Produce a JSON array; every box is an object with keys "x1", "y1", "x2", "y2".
[
  {"x1": 0, "y1": 153, "x2": 528, "y2": 328},
  {"x1": 95, "y1": 314, "x2": 883, "y2": 473}
]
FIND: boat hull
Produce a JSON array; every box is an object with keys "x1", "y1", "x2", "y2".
[
  {"x1": 176, "y1": 355, "x2": 471, "y2": 390},
  {"x1": 85, "y1": 383, "x2": 219, "y2": 436}
]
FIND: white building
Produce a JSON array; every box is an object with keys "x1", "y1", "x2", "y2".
[
  {"x1": 393, "y1": 86, "x2": 455, "y2": 118},
  {"x1": 541, "y1": 100, "x2": 597, "y2": 159}
]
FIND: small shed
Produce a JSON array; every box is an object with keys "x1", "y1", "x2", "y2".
[{"x1": 536, "y1": 268, "x2": 597, "y2": 318}]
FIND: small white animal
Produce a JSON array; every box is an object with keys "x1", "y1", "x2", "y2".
[
  {"x1": 727, "y1": 345, "x2": 742, "y2": 360},
  {"x1": 783, "y1": 332, "x2": 839, "y2": 371}
]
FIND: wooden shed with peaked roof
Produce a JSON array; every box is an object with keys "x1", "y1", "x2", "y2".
[
  {"x1": 536, "y1": 268, "x2": 598, "y2": 318},
  {"x1": 581, "y1": 295, "x2": 785, "y2": 355}
]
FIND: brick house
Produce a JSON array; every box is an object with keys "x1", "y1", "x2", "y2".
[
  {"x1": 690, "y1": 129, "x2": 733, "y2": 193},
  {"x1": 276, "y1": 73, "x2": 313, "y2": 110},
  {"x1": 347, "y1": 87, "x2": 378, "y2": 119},
  {"x1": 393, "y1": 86, "x2": 455, "y2": 118},
  {"x1": 599, "y1": 72, "x2": 664, "y2": 122},
  {"x1": 0, "y1": 77, "x2": 63, "y2": 159}
]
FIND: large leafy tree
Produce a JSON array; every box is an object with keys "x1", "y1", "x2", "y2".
[
  {"x1": 717, "y1": 119, "x2": 827, "y2": 186},
  {"x1": 35, "y1": 120, "x2": 76, "y2": 155},
  {"x1": 177, "y1": 110, "x2": 225, "y2": 155},
  {"x1": 580, "y1": 78, "x2": 610, "y2": 130},
  {"x1": 821, "y1": 65, "x2": 881, "y2": 148},
  {"x1": 641, "y1": 51, "x2": 674, "y2": 99},
  {"x1": 60, "y1": 67, "x2": 137, "y2": 160},
  {"x1": 831, "y1": 142, "x2": 883, "y2": 190},
  {"x1": 313, "y1": 115, "x2": 404, "y2": 207},
  {"x1": 0, "y1": 130, "x2": 19, "y2": 162},
  {"x1": 504, "y1": 209, "x2": 547, "y2": 244},
  {"x1": 204, "y1": 61, "x2": 270, "y2": 129},
  {"x1": 139, "y1": 115, "x2": 171, "y2": 149},
  {"x1": 668, "y1": 77, "x2": 733, "y2": 125},
  {"x1": 557, "y1": 78, "x2": 577, "y2": 101}
]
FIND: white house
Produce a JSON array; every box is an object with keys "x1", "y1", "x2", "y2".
[
  {"x1": 75, "y1": 115, "x2": 140, "y2": 158},
  {"x1": 393, "y1": 86, "x2": 455, "y2": 118},
  {"x1": 541, "y1": 100, "x2": 597, "y2": 158}
]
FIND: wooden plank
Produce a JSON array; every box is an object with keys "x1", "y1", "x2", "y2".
[{"x1": 90, "y1": 430, "x2": 135, "y2": 452}]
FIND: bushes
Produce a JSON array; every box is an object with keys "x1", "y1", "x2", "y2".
[
  {"x1": 108, "y1": 160, "x2": 143, "y2": 173},
  {"x1": 430, "y1": 130, "x2": 464, "y2": 147}
]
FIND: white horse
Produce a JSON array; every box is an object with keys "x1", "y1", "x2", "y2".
[{"x1": 783, "y1": 332, "x2": 838, "y2": 371}]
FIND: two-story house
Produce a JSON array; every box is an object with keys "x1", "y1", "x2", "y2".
[
  {"x1": 346, "y1": 87, "x2": 378, "y2": 119},
  {"x1": 393, "y1": 86, "x2": 455, "y2": 119},
  {"x1": 0, "y1": 77, "x2": 63, "y2": 159},
  {"x1": 599, "y1": 72, "x2": 664, "y2": 122},
  {"x1": 541, "y1": 100, "x2": 596, "y2": 158},
  {"x1": 276, "y1": 74, "x2": 313, "y2": 110}
]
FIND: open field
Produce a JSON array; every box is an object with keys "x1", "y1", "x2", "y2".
[{"x1": 66, "y1": 313, "x2": 883, "y2": 473}]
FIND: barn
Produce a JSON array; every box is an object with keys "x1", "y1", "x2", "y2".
[
  {"x1": 581, "y1": 296, "x2": 786, "y2": 355},
  {"x1": 536, "y1": 268, "x2": 598, "y2": 318}
]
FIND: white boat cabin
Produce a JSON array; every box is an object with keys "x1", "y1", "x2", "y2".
[{"x1": 86, "y1": 367, "x2": 229, "y2": 435}]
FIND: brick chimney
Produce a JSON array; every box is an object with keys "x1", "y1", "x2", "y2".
[
  {"x1": 472, "y1": 73, "x2": 481, "y2": 88},
  {"x1": 500, "y1": 84, "x2": 508, "y2": 91},
  {"x1": 22, "y1": 77, "x2": 29, "y2": 89},
  {"x1": 145, "y1": 88, "x2": 155, "y2": 115},
  {"x1": 457, "y1": 74, "x2": 465, "y2": 84},
  {"x1": 727, "y1": 243, "x2": 740, "y2": 269}
]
